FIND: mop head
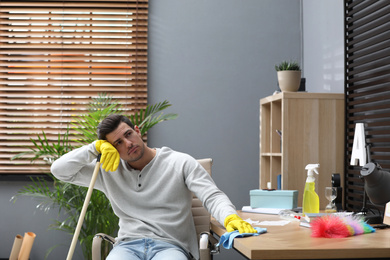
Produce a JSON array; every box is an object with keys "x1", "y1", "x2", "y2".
[{"x1": 310, "y1": 214, "x2": 375, "y2": 238}]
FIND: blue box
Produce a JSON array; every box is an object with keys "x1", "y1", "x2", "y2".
[{"x1": 250, "y1": 189, "x2": 298, "y2": 209}]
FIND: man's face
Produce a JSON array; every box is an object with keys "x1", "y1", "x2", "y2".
[{"x1": 106, "y1": 122, "x2": 145, "y2": 163}]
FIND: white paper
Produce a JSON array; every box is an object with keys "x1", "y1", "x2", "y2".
[
  {"x1": 245, "y1": 217, "x2": 291, "y2": 226},
  {"x1": 18, "y1": 232, "x2": 36, "y2": 260},
  {"x1": 242, "y1": 206, "x2": 284, "y2": 215},
  {"x1": 258, "y1": 220, "x2": 291, "y2": 226},
  {"x1": 9, "y1": 234, "x2": 23, "y2": 260},
  {"x1": 244, "y1": 218, "x2": 260, "y2": 225}
]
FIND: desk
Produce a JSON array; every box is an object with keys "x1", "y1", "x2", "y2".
[{"x1": 210, "y1": 211, "x2": 390, "y2": 259}]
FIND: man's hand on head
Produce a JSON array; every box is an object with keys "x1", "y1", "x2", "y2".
[{"x1": 95, "y1": 140, "x2": 120, "y2": 172}]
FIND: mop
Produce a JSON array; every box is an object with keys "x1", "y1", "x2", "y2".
[{"x1": 66, "y1": 154, "x2": 101, "y2": 260}]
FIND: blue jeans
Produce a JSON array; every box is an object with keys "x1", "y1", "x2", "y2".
[{"x1": 106, "y1": 238, "x2": 191, "y2": 260}]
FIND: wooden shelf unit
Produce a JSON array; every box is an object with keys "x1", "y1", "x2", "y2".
[{"x1": 259, "y1": 92, "x2": 345, "y2": 209}]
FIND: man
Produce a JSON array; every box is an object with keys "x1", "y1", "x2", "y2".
[{"x1": 51, "y1": 114, "x2": 256, "y2": 260}]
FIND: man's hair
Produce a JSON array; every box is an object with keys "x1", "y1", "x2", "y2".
[{"x1": 97, "y1": 114, "x2": 135, "y2": 140}]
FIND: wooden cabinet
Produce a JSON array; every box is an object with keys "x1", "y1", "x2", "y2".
[{"x1": 259, "y1": 92, "x2": 345, "y2": 209}]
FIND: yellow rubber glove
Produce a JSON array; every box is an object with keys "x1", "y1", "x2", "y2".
[
  {"x1": 224, "y1": 214, "x2": 257, "y2": 234},
  {"x1": 95, "y1": 140, "x2": 120, "y2": 172}
]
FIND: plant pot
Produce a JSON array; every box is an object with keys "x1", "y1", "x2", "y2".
[{"x1": 277, "y1": 71, "x2": 301, "y2": 92}]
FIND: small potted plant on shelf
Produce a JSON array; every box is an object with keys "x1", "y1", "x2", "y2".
[{"x1": 275, "y1": 60, "x2": 301, "y2": 92}]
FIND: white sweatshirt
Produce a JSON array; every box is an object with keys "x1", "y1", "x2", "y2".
[{"x1": 51, "y1": 143, "x2": 237, "y2": 259}]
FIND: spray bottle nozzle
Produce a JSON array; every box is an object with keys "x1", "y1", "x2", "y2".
[{"x1": 305, "y1": 163, "x2": 320, "y2": 176}]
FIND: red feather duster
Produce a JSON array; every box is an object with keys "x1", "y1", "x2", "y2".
[
  {"x1": 310, "y1": 214, "x2": 375, "y2": 238},
  {"x1": 311, "y1": 215, "x2": 351, "y2": 238}
]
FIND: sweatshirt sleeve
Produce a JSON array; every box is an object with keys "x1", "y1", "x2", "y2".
[
  {"x1": 50, "y1": 141, "x2": 102, "y2": 188},
  {"x1": 184, "y1": 159, "x2": 237, "y2": 226}
]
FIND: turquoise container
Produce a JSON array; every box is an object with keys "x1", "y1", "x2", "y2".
[{"x1": 250, "y1": 189, "x2": 298, "y2": 209}]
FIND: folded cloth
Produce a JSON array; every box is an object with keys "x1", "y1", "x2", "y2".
[{"x1": 217, "y1": 227, "x2": 267, "y2": 249}]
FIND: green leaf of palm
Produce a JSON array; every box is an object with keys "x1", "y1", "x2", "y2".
[{"x1": 129, "y1": 100, "x2": 178, "y2": 136}]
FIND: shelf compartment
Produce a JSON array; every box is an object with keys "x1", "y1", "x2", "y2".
[
  {"x1": 259, "y1": 92, "x2": 345, "y2": 209},
  {"x1": 260, "y1": 154, "x2": 281, "y2": 190}
]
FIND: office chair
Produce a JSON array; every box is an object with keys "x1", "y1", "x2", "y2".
[{"x1": 91, "y1": 158, "x2": 219, "y2": 260}]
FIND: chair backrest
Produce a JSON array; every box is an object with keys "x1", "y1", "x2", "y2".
[{"x1": 192, "y1": 158, "x2": 213, "y2": 239}]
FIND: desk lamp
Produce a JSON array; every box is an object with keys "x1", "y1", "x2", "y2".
[
  {"x1": 360, "y1": 162, "x2": 390, "y2": 211},
  {"x1": 350, "y1": 123, "x2": 386, "y2": 224}
]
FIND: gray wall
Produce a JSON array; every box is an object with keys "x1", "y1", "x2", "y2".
[
  {"x1": 0, "y1": 1, "x2": 344, "y2": 259},
  {"x1": 0, "y1": 180, "x2": 77, "y2": 259},
  {"x1": 148, "y1": 0, "x2": 301, "y2": 208},
  {"x1": 147, "y1": 1, "x2": 300, "y2": 259},
  {"x1": 303, "y1": 0, "x2": 344, "y2": 93}
]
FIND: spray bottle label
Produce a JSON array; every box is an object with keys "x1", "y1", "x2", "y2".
[{"x1": 303, "y1": 182, "x2": 319, "y2": 214}]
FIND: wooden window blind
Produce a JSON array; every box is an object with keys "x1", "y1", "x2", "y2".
[
  {"x1": 344, "y1": 0, "x2": 390, "y2": 213},
  {"x1": 0, "y1": 0, "x2": 149, "y2": 174}
]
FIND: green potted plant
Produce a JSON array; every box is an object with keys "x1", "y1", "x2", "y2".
[
  {"x1": 275, "y1": 60, "x2": 301, "y2": 92},
  {"x1": 12, "y1": 93, "x2": 178, "y2": 259}
]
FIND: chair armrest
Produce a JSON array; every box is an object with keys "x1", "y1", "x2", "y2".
[
  {"x1": 92, "y1": 233, "x2": 115, "y2": 260},
  {"x1": 199, "y1": 231, "x2": 220, "y2": 260}
]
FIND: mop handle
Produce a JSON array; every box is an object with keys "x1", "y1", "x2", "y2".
[{"x1": 66, "y1": 154, "x2": 101, "y2": 260}]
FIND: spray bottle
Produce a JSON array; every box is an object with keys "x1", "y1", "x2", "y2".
[{"x1": 302, "y1": 163, "x2": 320, "y2": 215}]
